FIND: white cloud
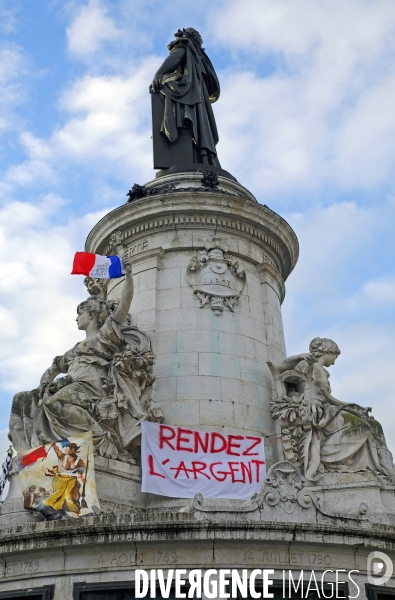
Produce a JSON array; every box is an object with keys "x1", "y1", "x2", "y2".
[
  {"x1": 362, "y1": 278, "x2": 395, "y2": 303},
  {"x1": 282, "y1": 197, "x2": 395, "y2": 341},
  {"x1": 334, "y1": 76, "x2": 395, "y2": 187},
  {"x1": 287, "y1": 198, "x2": 395, "y2": 304},
  {"x1": 284, "y1": 201, "x2": 374, "y2": 299},
  {"x1": 5, "y1": 139, "x2": 55, "y2": 187},
  {"x1": 0, "y1": 196, "x2": 113, "y2": 405},
  {"x1": 211, "y1": 0, "x2": 395, "y2": 60},
  {"x1": 6, "y1": 1, "x2": 395, "y2": 196},
  {"x1": 0, "y1": 306, "x2": 18, "y2": 339},
  {"x1": 66, "y1": 0, "x2": 122, "y2": 58},
  {"x1": 4, "y1": 57, "x2": 157, "y2": 187},
  {"x1": 346, "y1": 275, "x2": 395, "y2": 310},
  {"x1": 0, "y1": 2, "x2": 18, "y2": 34},
  {"x1": 281, "y1": 197, "x2": 395, "y2": 454},
  {"x1": 0, "y1": 42, "x2": 28, "y2": 135},
  {"x1": 211, "y1": 0, "x2": 395, "y2": 195},
  {"x1": 322, "y1": 321, "x2": 395, "y2": 451}
]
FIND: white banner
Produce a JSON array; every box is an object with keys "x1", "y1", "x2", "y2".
[{"x1": 141, "y1": 422, "x2": 266, "y2": 499}]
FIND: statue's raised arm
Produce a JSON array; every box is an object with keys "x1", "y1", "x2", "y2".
[
  {"x1": 9, "y1": 238, "x2": 158, "y2": 464},
  {"x1": 111, "y1": 255, "x2": 134, "y2": 325}
]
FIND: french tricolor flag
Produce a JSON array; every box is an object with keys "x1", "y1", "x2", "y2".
[{"x1": 71, "y1": 252, "x2": 123, "y2": 279}]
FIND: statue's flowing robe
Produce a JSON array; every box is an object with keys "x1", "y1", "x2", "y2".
[
  {"x1": 160, "y1": 37, "x2": 220, "y2": 159},
  {"x1": 10, "y1": 316, "x2": 147, "y2": 460},
  {"x1": 281, "y1": 358, "x2": 395, "y2": 481}
]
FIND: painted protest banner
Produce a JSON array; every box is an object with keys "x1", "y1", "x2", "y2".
[
  {"x1": 18, "y1": 431, "x2": 100, "y2": 520},
  {"x1": 141, "y1": 422, "x2": 265, "y2": 499}
]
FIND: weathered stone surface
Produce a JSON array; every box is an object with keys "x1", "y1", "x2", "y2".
[
  {"x1": 8, "y1": 255, "x2": 158, "y2": 464},
  {"x1": 269, "y1": 336, "x2": 395, "y2": 483},
  {"x1": 0, "y1": 505, "x2": 395, "y2": 598},
  {"x1": 79, "y1": 174, "x2": 298, "y2": 476}
]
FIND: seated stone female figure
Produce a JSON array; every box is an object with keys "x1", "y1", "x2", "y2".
[
  {"x1": 9, "y1": 257, "x2": 151, "y2": 463},
  {"x1": 279, "y1": 337, "x2": 395, "y2": 482}
]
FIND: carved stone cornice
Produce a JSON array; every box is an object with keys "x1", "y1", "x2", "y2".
[
  {"x1": 1, "y1": 507, "x2": 394, "y2": 555},
  {"x1": 85, "y1": 176, "x2": 299, "y2": 282},
  {"x1": 116, "y1": 213, "x2": 286, "y2": 273}
]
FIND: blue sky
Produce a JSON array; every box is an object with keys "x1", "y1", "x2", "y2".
[{"x1": 1, "y1": 0, "x2": 395, "y2": 458}]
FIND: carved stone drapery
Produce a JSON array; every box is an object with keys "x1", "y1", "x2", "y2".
[
  {"x1": 8, "y1": 238, "x2": 162, "y2": 463},
  {"x1": 268, "y1": 337, "x2": 395, "y2": 483}
]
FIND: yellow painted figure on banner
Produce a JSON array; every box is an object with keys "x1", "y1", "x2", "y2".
[
  {"x1": 18, "y1": 431, "x2": 99, "y2": 520},
  {"x1": 45, "y1": 442, "x2": 86, "y2": 515}
]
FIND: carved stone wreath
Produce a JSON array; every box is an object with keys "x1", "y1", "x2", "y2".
[{"x1": 186, "y1": 236, "x2": 246, "y2": 315}]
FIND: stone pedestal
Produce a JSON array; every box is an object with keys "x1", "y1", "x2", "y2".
[
  {"x1": 86, "y1": 172, "x2": 298, "y2": 472},
  {"x1": 2, "y1": 172, "x2": 395, "y2": 599},
  {"x1": 1, "y1": 503, "x2": 395, "y2": 599}
]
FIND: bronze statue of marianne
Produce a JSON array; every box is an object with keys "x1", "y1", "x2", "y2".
[{"x1": 150, "y1": 28, "x2": 222, "y2": 172}]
